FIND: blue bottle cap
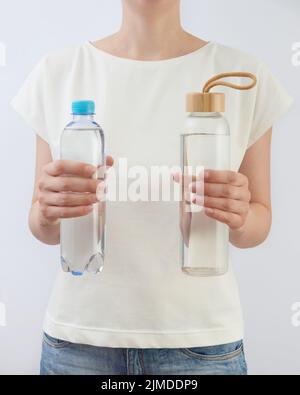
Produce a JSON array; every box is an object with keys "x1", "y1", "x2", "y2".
[{"x1": 72, "y1": 100, "x2": 95, "y2": 115}]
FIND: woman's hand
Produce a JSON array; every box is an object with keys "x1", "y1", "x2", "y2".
[
  {"x1": 37, "y1": 156, "x2": 114, "y2": 226},
  {"x1": 189, "y1": 170, "x2": 251, "y2": 230}
]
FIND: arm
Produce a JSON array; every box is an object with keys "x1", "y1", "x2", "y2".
[
  {"x1": 204, "y1": 129, "x2": 272, "y2": 248},
  {"x1": 29, "y1": 135, "x2": 106, "y2": 246},
  {"x1": 189, "y1": 128, "x2": 272, "y2": 249},
  {"x1": 229, "y1": 128, "x2": 272, "y2": 248},
  {"x1": 29, "y1": 135, "x2": 60, "y2": 245}
]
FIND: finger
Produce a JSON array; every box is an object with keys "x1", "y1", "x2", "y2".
[
  {"x1": 190, "y1": 193, "x2": 204, "y2": 206},
  {"x1": 188, "y1": 181, "x2": 204, "y2": 195},
  {"x1": 172, "y1": 172, "x2": 203, "y2": 185},
  {"x1": 204, "y1": 196, "x2": 249, "y2": 215},
  {"x1": 96, "y1": 182, "x2": 107, "y2": 202},
  {"x1": 46, "y1": 160, "x2": 96, "y2": 178},
  {"x1": 97, "y1": 156, "x2": 114, "y2": 180},
  {"x1": 204, "y1": 170, "x2": 247, "y2": 187},
  {"x1": 105, "y1": 155, "x2": 114, "y2": 168},
  {"x1": 44, "y1": 176, "x2": 101, "y2": 193},
  {"x1": 41, "y1": 205, "x2": 94, "y2": 220},
  {"x1": 40, "y1": 191, "x2": 98, "y2": 207},
  {"x1": 172, "y1": 171, "x2": 181, "y2": 184},
  {"x1": 204, "y1": 183, "x2": 249, "y2": 201},
  {"x1": 204, "y1": 208, "x2": 244, "y2": 229}
]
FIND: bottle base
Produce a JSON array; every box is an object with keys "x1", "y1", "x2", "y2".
[
  {"x1": 71, "y1": 271, "x2": 83, "y2": 276},
  {"x1": 182, "y1": 266, "x2": 227, "y2": 277},
  {"x1": 60, "y1": 256, "x2": 71, "y2": 273},
  {"x1": 85, "y1": 252, "x2": 104, "y2": 274},
  {"x1": 60, "y1": 253, "x2": 104, "y2": 276}
]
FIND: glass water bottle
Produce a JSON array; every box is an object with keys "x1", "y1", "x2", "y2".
[
  {"x1": 181, "y1": 111, "x2": 230, "y2": 276},
  {"x1": 180, "y1": 72, "x2": 257, "y2": 276}
]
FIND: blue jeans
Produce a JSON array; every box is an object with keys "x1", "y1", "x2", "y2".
[{"x1": 40, "y1": 332, "x2": 247, "y2": 375}]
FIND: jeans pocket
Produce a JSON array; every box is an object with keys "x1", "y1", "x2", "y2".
[
  {"x1": 180, "y1": 340, "x2": 244, "y2": 362},
  {"x1": 43, "y1": 332, "x2": 71, "y2": 349}
]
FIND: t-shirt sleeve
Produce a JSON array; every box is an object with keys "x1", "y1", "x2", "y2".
[
  {"x1": 247, "y1": 61, "x2": 294, "y2": 148},
  {"x1": 10, "y1": 55, "x2": 50, "y2": 144}
]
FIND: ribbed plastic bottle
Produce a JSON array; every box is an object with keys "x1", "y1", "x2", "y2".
[{"x1": 60, "y1": 100, "x2": 105, "y2": 276}]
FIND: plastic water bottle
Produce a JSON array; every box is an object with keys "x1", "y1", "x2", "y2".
[
  {"x1": 60, "y1": 100, "x2": 105, "y2": 276},
  {"x1": 181, "y1": 72, "x2": 257, "y2": 276}
]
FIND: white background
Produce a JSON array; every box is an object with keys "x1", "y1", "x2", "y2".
[{"x1": 0, "y1": 0, "x2": 299, "y2": 375}]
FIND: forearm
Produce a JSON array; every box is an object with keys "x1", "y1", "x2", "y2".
[
  {"x1": 229, "y1": 202, "x2": 272, "y2": 248},
  {"x1": 29, "y1": 201, "x2": 60, "y2": 245}
]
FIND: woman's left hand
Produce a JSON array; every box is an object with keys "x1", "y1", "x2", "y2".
[{"x1": 190, "y1": 170, "x2": 251, "y2": 230}]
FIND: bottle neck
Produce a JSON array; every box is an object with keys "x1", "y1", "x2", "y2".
[
  {"x1": 72, "y1": 114, "x2": 94, "y2": 122},
  {"x1": 189, "y1": 112, "x2": 221, "y2": 117}
]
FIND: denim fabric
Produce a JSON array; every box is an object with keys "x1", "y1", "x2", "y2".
[{"x1": 40, "y1": 332, "x2": 247, "y2": 375}]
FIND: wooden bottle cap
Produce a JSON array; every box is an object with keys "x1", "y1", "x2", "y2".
[
  {"x1": 186, "y1": 92, "x2": 225, "y2": 112},
  {"x1": 186, "y1": 72, "x2": 257, "y2": 113}
]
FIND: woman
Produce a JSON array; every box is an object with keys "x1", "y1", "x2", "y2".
[{"x1": 11, "y1": 0, "x2": 292, "y2": 375}]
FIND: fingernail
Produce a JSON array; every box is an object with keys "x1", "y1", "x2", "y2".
[
  {"x1": 171, "y1": 171, "x2": 180, "y2": 183},
  {"x1": 184, "y1": 191, "x2": 194, "y2": 203},
  {"x1": 205, "y1": 208, "x2": 214, "y2": 214},
  {"x1": 190, "y1": 192, "x2": 197, "y2": 203},
  {"x1": 204, "y1": 170, "x2": 210, "y2": 179}
]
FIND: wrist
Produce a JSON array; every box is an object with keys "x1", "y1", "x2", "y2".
[{"x1": 229, "y1": 210, "x2": 250, "y2": 246}]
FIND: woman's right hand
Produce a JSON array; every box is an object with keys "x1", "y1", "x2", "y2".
[{"x1": 37, "y1": 156, "x2": 113, "y2": 226}]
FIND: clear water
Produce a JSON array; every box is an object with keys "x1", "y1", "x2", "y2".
[
  {"x1": 180, "y1": 133, "x2": 230, "y2": 276},
  {"x1": 60, "y1": 124, "x2": 105, "y2": 276}
]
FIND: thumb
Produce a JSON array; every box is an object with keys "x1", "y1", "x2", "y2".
[
  {"x1": 106, "y1": 155, "x2": 114, "y2": 168},
  {"x1": 171, "y1": 170, "x2": 182, "y2": 184}
]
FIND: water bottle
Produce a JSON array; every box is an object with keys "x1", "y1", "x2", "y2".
[
  {"x1": 181, "y1": 72, "x2": 257, "y2": 276},
  {"x1": 60, "y1": 100, "x2": 105, "y2": 276}
]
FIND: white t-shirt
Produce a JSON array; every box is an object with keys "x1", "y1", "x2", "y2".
[{"x1": 11, "y1": 41, "x2": 293, "y2": 348}]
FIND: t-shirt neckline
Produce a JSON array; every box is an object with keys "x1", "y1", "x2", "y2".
[{"x1": 85, "y1": 40, "x2": 214, "y2": 66}]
